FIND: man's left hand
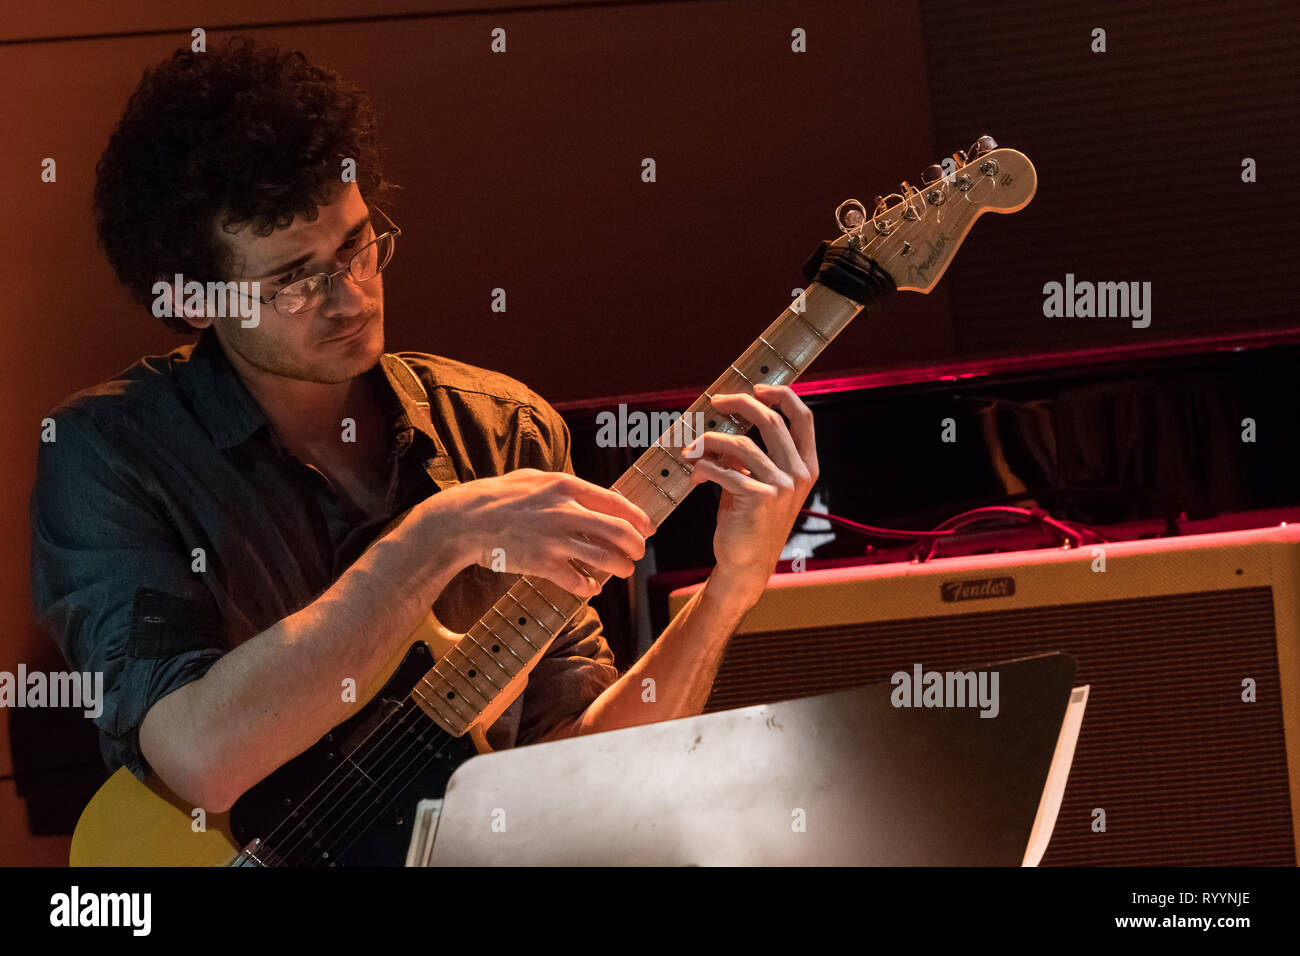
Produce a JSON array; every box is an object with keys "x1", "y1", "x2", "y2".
[{"x1": 684, "y1": 383, "x2": 820, "y2": 605}]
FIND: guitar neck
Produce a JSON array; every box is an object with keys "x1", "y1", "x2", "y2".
[
  {"x1": 411, "y1": 245, "x2": 896, "y2": 737},
  {"x1": 408, "y1": 142, "x2": 1039, "y2": 736}
]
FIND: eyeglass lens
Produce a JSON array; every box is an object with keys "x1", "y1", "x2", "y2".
[{"x1": 275, "y1": 230, "x2": 395, "y2": 315}]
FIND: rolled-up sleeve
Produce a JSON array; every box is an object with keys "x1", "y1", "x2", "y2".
[
  {"x1": 29, "y1": 408, "x2": 226, "y2": 781},
  {"x1": 511, "y1": 397, "x2": 620, "y2": 746}
]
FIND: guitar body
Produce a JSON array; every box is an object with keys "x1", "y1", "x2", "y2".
[
  {"x1": 70, "y1": 764, "x2": 242, "y2": 867},
  {"x1": 227, "y1": 639, "x2": 479, "y2": 866},
  {"x1": 72, "y1": 613, "x2": 485, "y2": 866}
]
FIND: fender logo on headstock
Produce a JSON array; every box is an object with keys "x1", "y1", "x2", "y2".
[{"x1": 908, "y1": 234, "x2": 948, "y2": 284}]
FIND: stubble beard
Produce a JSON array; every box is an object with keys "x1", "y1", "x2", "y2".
[{"x1": 217, "y1": 312, "x2": 384, "y2": 384}]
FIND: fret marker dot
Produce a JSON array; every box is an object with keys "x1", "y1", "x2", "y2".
[
  {"x1": 468, "y1": 669, "x2": 476, "y2": 678},
  {"x1": 707, "y1": 419, "x2": 716, "y2": 427},
  {"x1": 761, "y1": 365, "x2": 769, "y2": 374},
  {"x1": 518, "y1": 616, "x2": 526, "y2": 625},
  {"x1": 660, "y1": 468, "x2": 669, "y2": 477},
  {"x1": 446, "y1": 691, "x2": 455, "y2": 700},
  {"x1": 492, "y1": 644, "x2": 500, "y2": 653}
]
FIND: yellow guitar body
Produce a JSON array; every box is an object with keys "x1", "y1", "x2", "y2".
[{"x1": 70, "y1": 611, "x2": 487, "y2": 866}]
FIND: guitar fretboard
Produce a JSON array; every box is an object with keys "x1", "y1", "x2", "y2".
[{"x1": 410, "y1": 278, "x2": 875, "y2": 736}]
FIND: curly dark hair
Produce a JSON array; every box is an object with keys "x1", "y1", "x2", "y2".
[{"x1": 94, "y1": 35, "x2": 399, "y2": 332}]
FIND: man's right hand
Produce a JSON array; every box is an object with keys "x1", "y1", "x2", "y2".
[{"x1": 426, "y1": 468, "x2": 655, "y2": 598}]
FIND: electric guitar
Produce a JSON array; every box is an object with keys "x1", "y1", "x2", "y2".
[{"x1": 71, "y1": 136, "x2": 1037, "y2": 865}]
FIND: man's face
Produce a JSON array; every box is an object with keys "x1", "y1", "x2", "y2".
[{"x1": 200, "y1": 183, "x2": 385, "y2": 384}]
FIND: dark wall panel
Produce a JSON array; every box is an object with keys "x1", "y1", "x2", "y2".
[{"x1": 919, "y1": 0, "x2": 1299, "y2": 357}]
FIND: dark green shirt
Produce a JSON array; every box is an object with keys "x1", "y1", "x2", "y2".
[{"x1": 29, "y1": 328, "x2": 616, "y2": 781}]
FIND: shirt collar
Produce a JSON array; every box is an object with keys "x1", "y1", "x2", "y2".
[
  {"x1": 175, "y1": 328, "x2": 267, "y2": 450},
  {"x1": 175, "y1": 329, "x2": 459, "y2": 488}
]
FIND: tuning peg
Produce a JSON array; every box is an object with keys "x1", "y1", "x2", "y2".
[
  {"x1": 899, "y1": 180, "x2": 913, "y2": 194},
  {"x1": 834, "y1": 199, "x2": 868, "y2": 232},
  {"x1": 969, "y1": 134, "x2": 997, "y2": 157},
  {"x1": 921, "y1": 164, "x2": 945, "y2": 185},
  {"x1": 951, "y1": 149, "x2": 968, "y2": 166}
]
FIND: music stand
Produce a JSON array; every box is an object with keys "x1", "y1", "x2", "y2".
[{"x1": 420, "y1": 651, "x2": 1081, "y2": 865}]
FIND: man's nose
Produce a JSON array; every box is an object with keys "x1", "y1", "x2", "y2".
[{"x1": 321, "y1": 268, "x2": 367, "y2": 317}]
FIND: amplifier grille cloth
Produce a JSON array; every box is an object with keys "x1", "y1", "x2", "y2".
[{"x1": 706, "y1": 586, "x2": 1292, "y2": 865}]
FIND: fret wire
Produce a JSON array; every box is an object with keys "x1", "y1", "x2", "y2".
[
  {"x1": 490, "y1": 604, "x2": 540, "y2": 649},
  {"x1": 471, "y1": 619, "x2": 526, "y2": 666},
  {"x1": 425, "y1": 666, "x2": 482, "y2": 718},
  {"x1": 450, "y1": 641, "x2": 501, "y2": 688},
  {"x1": 631, "y1": 462, "x2": 679, "y2": 504},
  {"x1": 416, "y1": 676, "x2": 472, "y2": 721},
  {"x1": 468, "y1": 639, "x2": 513, "y2": 677},
  {"x1": 757, "y1": 335, "x2": 800, "y2": 371},
  {"x1": 700, "y1": 393, "x2": 745, "y2": 430},
  {"x1": 655, "y1": 415, "x2": 698, "y2": 450},
  {"x1": 451, "y1": 629, "x2": 503, "y2": 677},
  {"x1": 439, "y1": 651, "x2": 491, "y2": 704},
  {"x1": 677, "y1": 414, "x2": 699, "y2": 444},
  {"x1": 792, "y1": 311, "x2": 829, "y2": 342},
  {"x1": 519, "y1": 577, "x2": 563, "y2": 617},
  {"x1": 654, "y1": 442, "x2": 694, "y2": 475},
  {"x1": 729, "y1": 363, "x2": 755, "y2": 387},
  {"x1": 502, "y1": 589, "x2": 554, "y2": 635}
]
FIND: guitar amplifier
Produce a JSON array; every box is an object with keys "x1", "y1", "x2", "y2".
[{"x1": 668, "y1": 524, "x2": 1300, "y2": 865}]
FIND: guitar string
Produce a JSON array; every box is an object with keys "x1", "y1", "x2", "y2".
[
  {"x1": 279, "y1": 608, "x2": 564, "y2": 863},
  {"x1": 292, "y1": 585, "x2": 587, "y2": 866},
  {"x1": 260, "y1": 612, "x2": 534, "y2": 863},
  {"x1": 268, "y1": 615, "x2": 532, "y2": 864},
  {"x1": 292, "y1": 594, "x2": 590, "y2": 863},
  {"x1": 283, "y1": 699, "x2": 456, "y2": 865},
  {"x1": 254, "y1": 699, "x2": 442, "y2": 865},
  {"x1": 265, "y1": 579, "x2": 577, "y2": 863},
  {"x1": 247, "y1": 172, "x2": 994, "y2": 863},
  {"x1": 306, "y1": 701, "x2": 472, "y2": 865}
]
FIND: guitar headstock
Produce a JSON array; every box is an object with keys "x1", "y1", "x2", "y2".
[{"x1": 830, "y1": 135, "x2": 1037, "y2": 294}]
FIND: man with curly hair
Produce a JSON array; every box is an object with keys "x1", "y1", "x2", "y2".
[{"x1": 30, "y1": 37, "x2": 819, "y2": 837}]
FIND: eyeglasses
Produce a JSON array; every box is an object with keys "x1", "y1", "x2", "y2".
[{"x1": 248, "y1": 207, "x2": 402, "y2": 316}]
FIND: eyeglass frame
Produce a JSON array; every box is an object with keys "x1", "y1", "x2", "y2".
[{"x1": 236, "y1": 206, "x2": 402, "y2": 316}]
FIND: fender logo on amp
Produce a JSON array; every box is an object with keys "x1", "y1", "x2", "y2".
[{"x1": 941, "y1": 577, "x2": 1016, "y2": 602}]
